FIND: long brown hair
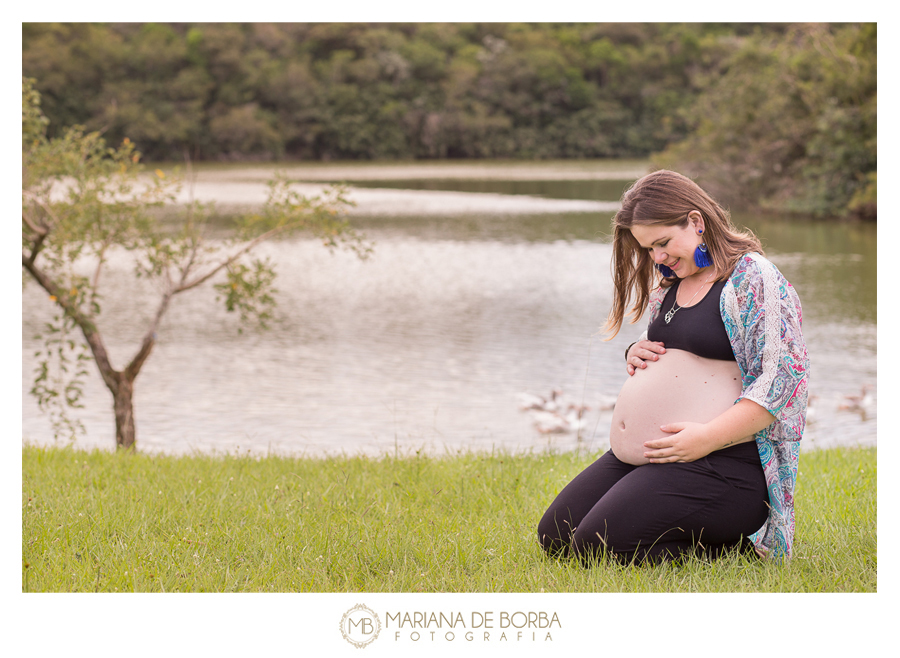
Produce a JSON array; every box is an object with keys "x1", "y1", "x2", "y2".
[{"x1": 604, "y1": 170, "x2": 763, "y2": 338}]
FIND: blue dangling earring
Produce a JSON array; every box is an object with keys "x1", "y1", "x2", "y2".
[
  {"x1": 656, "y1": 263, "x2": 676, "y2": 278},
  {"x1": 694, "y1": 229, "x2": 713, "y2": 268}
]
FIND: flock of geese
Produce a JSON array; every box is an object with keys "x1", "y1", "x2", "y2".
[
  {"x1": 808, "y1": 384, "x2": 875, "y2": 422},
  {"x1": 516, "y1": 388, "x2": 615, "y2": 435},
  {"x1": 518, "y1": 384, "x2": 874, "y2": 435}
]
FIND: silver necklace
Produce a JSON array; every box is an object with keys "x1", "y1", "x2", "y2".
[{"x1": 664, "y1": 270, "x2": 715, "y2": 324}]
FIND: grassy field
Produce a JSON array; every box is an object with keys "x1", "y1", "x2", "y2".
[{"x1": 22, "y1": 444, "x2": 876, "y2": 592}]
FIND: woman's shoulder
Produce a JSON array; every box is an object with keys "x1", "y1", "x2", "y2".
[
  {"x1": 725, "y1": 252, "x2": 803, "y2": 317},
  {"x1": 732, "y1": 251, "x2": 771, "y2": 272},
  {"x1": 728, "y1": 252, "x2": 786, "y2": 285}
]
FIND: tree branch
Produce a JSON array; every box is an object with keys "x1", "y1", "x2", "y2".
[
  {"x1": 177, "y1": 234, "x2": 202, "y2": 289},
  {"x1": 22, "y1": 211, "x2": 48, "y2": 240},
  {"x1": 91, "y1": 240, "x2": 113, "y2": 290},
  {"x1": 23, "y1": 222, "x2": 48, "y2": 266},
  {"x1": 22, "y1": 254, "x2": 121, "y2": 394},
  {"x1": 22, "y1": 190, "x2": 57, "y2": 230},
  {"x1": 22, "y1": 192, "x2": 58, "y2": 265},
  {"x1": 125, "y1": 229, "x2": 206, "y2": 381},
  {"x1": 173, "y1": 222, "x2": 299, "y2": 294},
  {"x1": 125, "y1": 289, "x2": 173, "y2": 381}
]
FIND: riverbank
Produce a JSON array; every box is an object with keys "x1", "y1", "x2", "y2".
[
  {"x1": 153, "y1": 159, "x2": 644, "y2": 215},
  {"x1": 168, "y1": 158, "x2": 652, "y2": 181},
  {"x1": 22, "y1": 444, "x2": 876, "y2": 592}
]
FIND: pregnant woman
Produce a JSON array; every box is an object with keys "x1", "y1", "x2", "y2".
[{"x1": 538, "y1": 170, "x2": 809, "y2": 564}]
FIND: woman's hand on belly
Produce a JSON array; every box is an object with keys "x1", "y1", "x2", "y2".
[
  {"x1": 626, "y1": 340, "x2": 666, "y2": 376},
  {"x1": 642, "y1": 399, "x2": 775, "y2": 463},
  {"x1": 642, "y1": 421, "x2": 717, "y2": 463}
]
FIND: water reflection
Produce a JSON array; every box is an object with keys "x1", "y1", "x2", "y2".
[
  {"x1": 347, "y1": 212, "x2": 615, "y2": 244},
  {"x1": 343, "y1": 178, "x2": 631, "y2": 203},
  {"x1": 736, "y1": 213, "x2": 877, "y2": 325}
]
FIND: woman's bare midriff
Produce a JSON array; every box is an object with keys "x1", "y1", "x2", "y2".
[{"x1": 610, "y1": 349, "x2": 751, "y2": 465}]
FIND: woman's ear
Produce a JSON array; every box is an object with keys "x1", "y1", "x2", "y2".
[{"x1": 688, "y1": 210, "x2": 705, "y2": 234}]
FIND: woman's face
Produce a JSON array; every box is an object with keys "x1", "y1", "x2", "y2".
[{"x1": 630, "y1": 213, "x2": 705, "y2": 278}]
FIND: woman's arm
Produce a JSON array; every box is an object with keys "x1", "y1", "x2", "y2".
[
  {"x1": 728, "y1": 257, "x2": 809, "y2": 440},
  {"x1": 642, "y1": 398, "x2": 775, "y2": 463}
]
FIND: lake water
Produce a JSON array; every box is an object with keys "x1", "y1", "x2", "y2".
[{"x1": 21, "y1": 161, "x2": 877, "y2": 457}]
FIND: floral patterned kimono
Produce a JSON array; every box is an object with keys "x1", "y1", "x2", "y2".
[{"x1": 644, "y1": 252, "x2": 809, "y2": 558}]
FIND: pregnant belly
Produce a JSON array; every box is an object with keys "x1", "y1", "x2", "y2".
[{"x1": 609, "y1": 349, "x2": 747, "y2": 465}]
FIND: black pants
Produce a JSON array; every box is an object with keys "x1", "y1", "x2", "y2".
[{"x1": 537, "y1": 441, "x2": 769, "y2": 565}]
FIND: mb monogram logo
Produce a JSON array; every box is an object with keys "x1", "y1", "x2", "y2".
[{"x1": 340, "y1": 604, "x2": 382, "y2": 648}]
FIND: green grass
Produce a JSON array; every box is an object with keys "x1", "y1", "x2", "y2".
[{"x1": 22, "y1": 444, "x2": 876, "y2": 592}]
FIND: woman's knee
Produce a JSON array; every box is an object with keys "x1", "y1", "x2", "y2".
[
  {"x1": 537, "y1": 507, "x2": 574, "y2": 556},
  {"x1": 570, "y1": 512, "x2": 666, "y2": 565},
  {"x1": 571, "y1": 519, "x2": 612, "y2": 562},
  {"x1": 572, "y1": 527, "x2": 676, "y2": 566}
]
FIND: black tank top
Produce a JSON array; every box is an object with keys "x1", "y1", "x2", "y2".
[{"x1": 647, "y1": 279, "x2": 735, "y2": 361}]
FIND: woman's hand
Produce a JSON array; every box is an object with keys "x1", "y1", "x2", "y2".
[
  {"x1": 626, "y1": 340, "x2": 666, "y2": 376},
  {"x1": 642, "y1": 421, "x2": 716, "y2": 463},
  {"x1": 643, "y1": 400, "x2": 773, "y2": 463}
]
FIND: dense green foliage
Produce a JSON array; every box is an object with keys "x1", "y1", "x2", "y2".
[
  {"x1": 655, "y1": 23, "x2": 877, "y2": 218},
  {"x1": 22, "y1": 22, "x2": 777, "y2": 162},
  {"x1": 23, "y1": 444, "x2": 876, "y2": 592},
  {"x1": 22, "y1": 22, "x2": 875, "y2": 218}
]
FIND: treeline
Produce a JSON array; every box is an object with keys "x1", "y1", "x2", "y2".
[
  {"x1": 654, "y1": 23, "x2": 876, "y2": 220},
  {"x1": 23, "y1": 22, "x2": 875, "y2": 218},
  {"x1": 21, "y1": 22, "x2": 789, "y2": 161}
]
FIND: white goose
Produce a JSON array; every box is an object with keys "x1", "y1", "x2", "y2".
[
  {"x1": 838, "y1": 384, "x2": 873, "y2": 413},
  {"x1": 530, "y1": 407, "x2": 587, "y2": 435},
  {"x1": 517, "y1": 392, "x2": 549, "y2": 411},
  {"x1": 530, "y1": 410, "x2": 569, "y2": 434},
  {"x1": 516, "y1": 387, "x2": 564, "y2": 412}
]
